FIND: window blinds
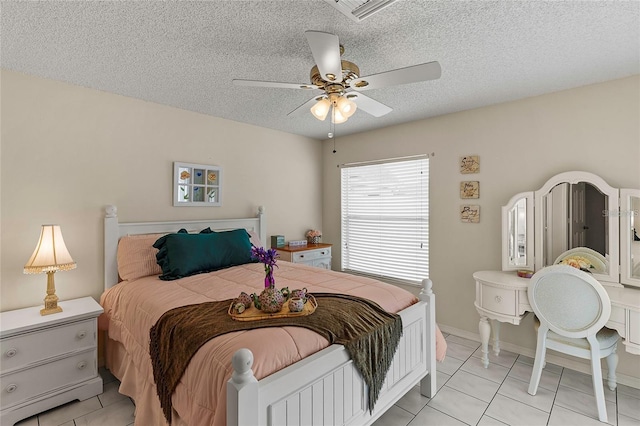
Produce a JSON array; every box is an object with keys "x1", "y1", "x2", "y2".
[{"x1": 341, "y1": 156, "x2": 429, "y2": 284}]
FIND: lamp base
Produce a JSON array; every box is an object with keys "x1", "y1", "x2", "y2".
[
  {"x1": 41, "y1": 305, "x2": 63, "y2": 316},
  {"x1": 40, "y1": 272, "x2": 63, "y2": 316}
]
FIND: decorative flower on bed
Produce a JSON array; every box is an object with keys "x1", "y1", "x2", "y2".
[
  {"x1": 558, "y1": 255, "x2": 593, "y2": 273},
  {"x1": 251, "y1": 246, "x2": 279, "y2": 288}
]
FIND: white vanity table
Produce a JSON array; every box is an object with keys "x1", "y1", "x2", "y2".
[{"x1": 474, "y1": 171, "x2": 640, "y2": 368}]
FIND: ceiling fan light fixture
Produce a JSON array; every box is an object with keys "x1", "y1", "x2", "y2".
[
  {"x1": 331, "y1": 107, "x2": 348, "y2": 124},
  {"x1": 336, "y1": 96, "x2": 357, "y2": 118},
  {"x1": 310, "y1": 98, "x2": 331, "y2": 121}
]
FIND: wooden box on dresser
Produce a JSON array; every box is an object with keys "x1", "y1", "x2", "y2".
[
  {"x1": 276, "y1": 243, "x2": 332, "y2": 269},
  {"x1": 0, "y1": 297, "x2": 103, "y2": 426}
]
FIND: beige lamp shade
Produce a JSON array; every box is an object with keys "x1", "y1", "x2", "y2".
[{"x1": 24, "y1": 225, "x2": 76, "y2": 274}]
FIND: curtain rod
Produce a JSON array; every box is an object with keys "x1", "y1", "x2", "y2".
[{"x1": 339, "y1": 153, "x2": 434, "y2": 168}]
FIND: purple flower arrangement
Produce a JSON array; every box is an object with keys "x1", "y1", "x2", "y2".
[{"x1": 251, "y1": 246, "x2": 279, "y2": 288}]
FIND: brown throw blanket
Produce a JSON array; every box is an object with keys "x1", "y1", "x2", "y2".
[{"x1": 149, "y1": 293, "x2": 403, "y2": 423}]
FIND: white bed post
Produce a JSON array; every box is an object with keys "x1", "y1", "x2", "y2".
[
  {"x1": 419, "y1": 278, "x2": 437, "y2": 398},
  {"x1": 227, "y1": 348, "x2": 259, "y2": 426},
  {"x1": 104, "y1": 205, "x2": 119, "y2": 289},
  {"x1": 257, "y1": 206, "x2": 266, "y2": 247}
]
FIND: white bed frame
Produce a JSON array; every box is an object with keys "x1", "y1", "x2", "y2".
[{"x1": 103, "y1": 205, "x2": 437, "y2": 426}]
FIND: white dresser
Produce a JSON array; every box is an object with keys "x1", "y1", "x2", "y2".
[
  {"x1": 276, "y1": 243, "x2": 332, "y2": 269},
  {"x1": 0, "y1": 297, "x2": 103, "y2": 426}
]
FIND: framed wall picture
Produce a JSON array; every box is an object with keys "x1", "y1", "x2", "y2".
[
  {"x1": 461, "y1": 205, "x2": 480, "y2": 223},
  {"x1": 460, "y1": 181, "x2": 480, "y2": 199},
  {"x1": 460, "y1": 155, "x2": 480, "y2": 174},
  {"x1": 173, "y1": 162, "x2": 222, "y2": 206}
]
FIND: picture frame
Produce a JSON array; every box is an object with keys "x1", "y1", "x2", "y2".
[
  {"x1": 173, "y1": 162, "x2": 222, "y2": 206},
  {"x1": 460, "y1": 181, "x2": 480, "y2": 199},
  {"x1": 460, "y1": 155, "x2": 480, "y2": 174},
  {"x1": 461, "y1": 205, "x2": 480, "y2": 223}
]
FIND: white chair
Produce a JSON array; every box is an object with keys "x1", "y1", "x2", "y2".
[{"x1": 527, "y1": 265, "x2": 619, "y2": 423}]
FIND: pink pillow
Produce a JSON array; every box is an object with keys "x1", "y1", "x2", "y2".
[{"x1": 117, "y1": 233, "x2": 165, "y2": 281}]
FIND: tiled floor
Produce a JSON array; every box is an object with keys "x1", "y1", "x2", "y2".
[{"x1": 15, "y1": 332, "x2": 640, "y2": 426}]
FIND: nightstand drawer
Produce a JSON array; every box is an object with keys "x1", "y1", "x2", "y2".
[
  {"x1": 292, "y1": 247, "x2": 331, "y2": 262},
  {"x1": 0, "y1": 349, "x2": 97, "y2": 410},
  {"x1": 0, "y1": 319, "x2": 96, "y2": 374},
  {"x1": 480, "y1": 285, "x2": 517, "y2": 316}
]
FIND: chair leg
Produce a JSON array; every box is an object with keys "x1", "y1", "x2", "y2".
[
  {"x1": 528, "y1": 329, "x2": 547, "y2": 396},
  {"x1": 605, "y1": 346, "x2": 618, "y2": 391},
  {"x1": 588, "y1": 339, "x2": 608, "y2": 423}
]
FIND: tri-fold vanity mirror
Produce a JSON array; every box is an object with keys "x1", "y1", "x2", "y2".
[{"x1": 502, "y1": 171, "x2": 640, "y2": 288}]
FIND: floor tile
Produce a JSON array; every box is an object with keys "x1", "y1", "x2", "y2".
[
  {"x1": 15, "y1": 416, "x2": 38, "y2": 426},
  {"x1": 38, "y1": 397, "x2": 103, "y2": 426},
  {"x1": 547, "y1": 404, "x2": 608, "y2": 426},
  {"x1": 445, "y1": 334, "x2": 481, "y2": 349},
  {"x1": 99, "y1": 366, "x2": 118, "y2": 385},
  {"x1": 408, "y1": 405, "x2": 467, "y2": 426},
  {"x1": 618, "y1": 391, "x2": 640, "y2": 421},
  {"x1": 74, "y1": 398, "x2": 135, "y2": 426},
  {"x1": 394, "y1": 385, "x2": 429, "y2": 415},
  {"x1": 98, "y1": 380, "x2": 130, "y2": 407},
  {"x1": 497, "y1": 376, "x2": 555, "y2": 413},
  {"x1": 460, "y1": 356, "x2": 510, "y2": 384},
  {"x1": 472, "y1": 346, "x2": 519, "y2": 369},
  {"x1": 508, "y1": 360, "x2": 561, "y2": 392},
  {"x1": 446, "y1": 369, "x2": 500, "y2": 403},
  {"x1": 372, "y1": 405, "x2": 413, "y2": 426},
  {"x1": 477, "y1": 415, "x2": 509, "y2": 425},
  {"x1": 619, "y1": 413, "x2": 640, "y2": 426},
  {"x1": 484, "y1": 393, "x2": 550, "y2": 426},
  {"x1": 618, "y1": 383, "x2": 640, "y2": 399},
  {"x1": 554, "y1": 385, "x2": 617, "y2": 425},
  {"x1": 560, "y1": 367, "x2": 616, "y2": 402},
  {"x1": 427, "y1": 386, "x2": 488, "y2": 425},
  {"x1": 446, "y1": 340, "x2": 478, "y2": 361},
  {"x1": 436, "y1": 370, "x2": 452, "y2": 391},
  {"x1": 437, "y1": 354, "x2": 464, "y2": 375},
  {"x1": 515, "y1": 354, "x2": 563, "y2": 375}
]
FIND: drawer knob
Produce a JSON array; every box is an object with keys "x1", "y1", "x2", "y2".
[
  {"x1": 77, "y1": 330, "x2": 87, "y2": 339},
  {"x1": 5, "y1": 348, "x2": 17, "y2": 358},
  {"x1": 77, "y1": 361, "x2": 87, "y2": 370},
  {"x1": 495, "y1": 296, "x2": 503, "y2": 303},
  {"x1": 299, "y1": 255, "x2": 304, "y2": 258},
  {"x1": 5, "y1": 384, "x2": 17, "y2": 393}
]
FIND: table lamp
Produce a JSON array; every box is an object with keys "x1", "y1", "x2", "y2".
[{"x1": 23, "y1": 225, "x2": 76, "y2": 315}]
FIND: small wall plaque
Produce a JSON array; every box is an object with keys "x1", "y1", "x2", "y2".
[
  {"x1": 460, "y1": 181, "x2": 480, "y2": 199},
  {"x1": 460, "y1": 155, "x2": 480, "y2": 174},
  {"x1": 461, "y1": 205, "x2": 480, "y2": 223}
]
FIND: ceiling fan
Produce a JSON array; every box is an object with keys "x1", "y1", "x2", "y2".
[{"x1": 232, "y1": 31, "x2": 441, "y2": 124}]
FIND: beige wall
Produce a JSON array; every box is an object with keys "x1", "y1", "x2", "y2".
[
  {"x1": 1, "y1": 70, "x2": 323, "y2": 312},
  {"x1": 322, "y1": 76, "x2": 640, "y2": 379}
]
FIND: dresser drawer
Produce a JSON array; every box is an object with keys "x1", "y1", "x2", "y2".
[
  {"x1": 0, "y1": 319, "x2": 96, "y2": 374},
  {"x1": 292, "y1": 247, "x2": 331, "y2": 263},
  {"x1": 0, "y1": 349, "x2": 97, "y2": 410},
  {"x1": 480, "y1": 285, "x2": 517, "y2": 316}
]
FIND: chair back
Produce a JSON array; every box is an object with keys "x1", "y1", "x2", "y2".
[{"x1": 528, "y1": 265, "x2": 611, "y2": 339}]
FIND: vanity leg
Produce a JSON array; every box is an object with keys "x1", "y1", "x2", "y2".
[
  {"x1": 605, "y1": 347, "x2": 618, "y2": 391},
  {"x1": 479, "y1": 316, "x2": 491, "y2": 368},
  {"x1": 491, "y1": 319, "x2": 501, "y2": 357}
]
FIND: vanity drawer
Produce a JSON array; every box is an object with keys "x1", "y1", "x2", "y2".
[
  {"x1": 0, "y1": 349, "x2": 97, "y2": 410},
  {"x1": 0, "y1": 319, "x2": 96, "y2": 374},
  {"x1": 480, "y1": 285, "x2": 517, "y2": 316},
  {"x1": 292, "y1": 247, "x2": 331, "y2": 262}
]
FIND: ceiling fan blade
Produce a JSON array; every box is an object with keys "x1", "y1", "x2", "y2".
[
  {"x1": 305, "y1": 30, "x2": 342, "y2": 83},
  {"x1": 287, "y1": 96, "x2": 324, "y2": 117},
  {"x1": 346, "y1": 92, "x2": 392, "y2": 117},
  {"x1": 350, "y1": 61, "x2": 441, "y2": 91},
  {"x1": 232, "y1": 79, "x2": 319, "y2": 90}
]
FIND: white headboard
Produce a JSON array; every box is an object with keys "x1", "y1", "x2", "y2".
[{"x1": 103, "y1": 205, "x2": 266, "y2": 290}]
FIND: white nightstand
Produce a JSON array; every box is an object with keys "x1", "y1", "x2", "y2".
[
  {"x1": 0, "y1": 297, "x2": 103, "y2": 426},
  {"x1": 276, "y1": 243, "x2": 332, "y2": 269}
]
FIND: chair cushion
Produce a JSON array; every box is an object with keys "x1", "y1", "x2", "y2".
[{"x1": 535, "y1": 316, "x2": 619, "y2": 350}]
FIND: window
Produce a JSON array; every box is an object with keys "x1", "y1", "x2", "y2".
[{"x1": 341, "y1": 156, "x2": 429, "y2": 284}]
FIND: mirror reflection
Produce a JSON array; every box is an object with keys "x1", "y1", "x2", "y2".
[
  {"x1": 631, "y1": 196, "x2": 640, "y2": 278},
  {"x1": 543, "y1": 182, "x2": 609, "y2": 273},
  {"x1": 507, "y1": 198, "x2": 527, "y2": 267}
]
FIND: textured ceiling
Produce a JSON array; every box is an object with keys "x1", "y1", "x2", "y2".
[{"x1": 2, "y1": 1, "x2": 639, "y2": 140}]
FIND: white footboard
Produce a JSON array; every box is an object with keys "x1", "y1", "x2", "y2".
[{"x1": 227, "y1": 279, "x2": 437, "y2": 426}]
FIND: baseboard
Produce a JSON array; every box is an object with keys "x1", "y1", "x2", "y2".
[{"x1": 439, "y1": 324, "x2": 640, "y2": 390}]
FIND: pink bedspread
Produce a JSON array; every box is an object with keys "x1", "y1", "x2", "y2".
[{"x1": 100, "y1": 261, "x2": 443, "y2": 425}]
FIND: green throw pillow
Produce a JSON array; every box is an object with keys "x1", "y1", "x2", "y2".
[{"x1": 153, "y1": 229, "x2": 253, "y2": 280}]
